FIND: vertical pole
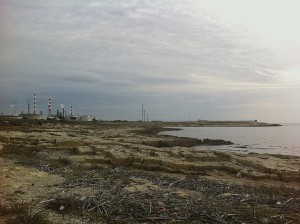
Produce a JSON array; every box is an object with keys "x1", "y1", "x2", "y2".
[
  {"x1": 71, "y1": 106, "x2": 73, "y2": 116},
  {"x1": 142, "y1": 104, "x2": 144, "y2": 122}
]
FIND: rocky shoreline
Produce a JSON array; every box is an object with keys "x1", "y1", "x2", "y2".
[{"x1": 0, "y1": 120, "x2": 299, "y2": 223}]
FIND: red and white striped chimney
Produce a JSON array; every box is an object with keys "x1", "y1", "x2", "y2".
[
  {"x1": 48, "y1": 99, "x2": 52, "y2": 116},
  {"x1": 34, "y1": 93, "x2": 36, "y2": 115}
]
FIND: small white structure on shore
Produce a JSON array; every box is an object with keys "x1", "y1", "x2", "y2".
[
  {"x1": 64, "y1": 115, "x2": 94, "y2": 121},
  {"x1": 79, "y1": 115, "x2": 94, "y2": 122}
]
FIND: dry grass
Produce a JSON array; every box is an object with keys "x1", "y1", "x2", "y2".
[{"x1": 0, "y1": 202, "x2": 51, "y2": 224}]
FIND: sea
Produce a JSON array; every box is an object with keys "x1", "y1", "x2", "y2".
[{"x1": 160, "y1": 124, "x2": 300, "y2": 157}]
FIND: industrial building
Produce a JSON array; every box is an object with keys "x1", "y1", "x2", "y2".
[{"x1": 1, "y1": 93, "x2": 95, "y2": 122}]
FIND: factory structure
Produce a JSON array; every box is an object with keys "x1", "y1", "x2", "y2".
[{"x1": 1, "y1": 93, "x2": 94, "y2": 121}]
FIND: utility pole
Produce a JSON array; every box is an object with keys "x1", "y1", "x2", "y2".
[{"x1": 142, "y1": 104, "x2": 144, "y2": 122}]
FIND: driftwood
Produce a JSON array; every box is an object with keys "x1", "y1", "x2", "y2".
[{"x1": 42, "y1": 167, "x2": 300, "y2": 223}]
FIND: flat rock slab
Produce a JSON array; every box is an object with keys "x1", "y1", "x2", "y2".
[{"x1": 75, "y1": 146, "x2": 93, "y2": 155}]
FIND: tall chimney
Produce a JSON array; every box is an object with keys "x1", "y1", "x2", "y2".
[
  {"x1": 33, "y1": 93, "x2": 36, "y2": 114},
  {"x1": 28, "y1": 100, "x2": 30, "y2": 114},
  {"x1": 48, "y1": 99, "x2": 52, "y2": 116}
]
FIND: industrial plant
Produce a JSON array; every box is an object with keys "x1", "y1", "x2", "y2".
[{"x1": 0, "y1": 93, "x2": 94, "y2": 121}]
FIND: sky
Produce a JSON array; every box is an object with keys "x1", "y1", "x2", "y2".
[{"x1": 0, "y1": 0, "x2": 299, "y2": 122}]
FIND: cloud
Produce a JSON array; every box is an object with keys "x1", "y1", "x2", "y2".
[{"x1": 0, "y1": 0, "x2": 298, "y2": 122}]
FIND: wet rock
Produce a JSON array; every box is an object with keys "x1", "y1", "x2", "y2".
[
  {"x1": 202, "y1": 138, "x2": 233, "y2": 145},
  {"x1": 143, "y1": 137, "x2": 202, "y2": 148}
]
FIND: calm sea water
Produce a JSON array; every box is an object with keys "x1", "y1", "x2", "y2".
[{"x1": 160, "y1": 124, "x2": 300, "y2": 157}]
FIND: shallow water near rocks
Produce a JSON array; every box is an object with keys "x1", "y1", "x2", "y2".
[{"x1": 160, "y1": 124, "x2": 300, "y2": 157}]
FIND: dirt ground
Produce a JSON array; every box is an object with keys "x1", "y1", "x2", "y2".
[{"x1": 0, "y1": 120, "x2": 299, "y2": 223}]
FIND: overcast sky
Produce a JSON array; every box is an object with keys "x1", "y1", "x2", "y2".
[{"x1": 0, "y1": 0, "x2": 299, "y2": 122}]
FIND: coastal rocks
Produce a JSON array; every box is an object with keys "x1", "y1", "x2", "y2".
[
  {"x1": 277, "y1": 170, "x2": 300, "y2": 182},
  {"x1": 202, "y1": 138, "x2": 233, "y2": 145},
  {"x1": 142, "y1": 137, "x2": 233, "y2": 148},
  {"x1": 143, "y1": 137, "x2": 202, "y2": 148},
  {"x1": 0, "y1": 135, "x2": 10, "y2": 144},
  {"x1": 75, "y1": 146, "x2": 94, "y2": 155}
]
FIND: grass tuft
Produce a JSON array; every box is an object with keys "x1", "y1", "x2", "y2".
[{"x1": 0, "y1": 202, "x2": 51, "y2": 224}]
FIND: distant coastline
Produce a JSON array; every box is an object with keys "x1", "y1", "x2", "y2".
[{"x1": 160, "y1": 120, "x2": 281, "y2": 127}]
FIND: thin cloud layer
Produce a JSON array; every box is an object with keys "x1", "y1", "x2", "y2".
[{"x1": 0, "y1": 0, "x2": 299, "y2": 122}]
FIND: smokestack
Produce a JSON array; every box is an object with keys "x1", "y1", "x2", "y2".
[
  {"x1": 60, "y1": 104, "x2": 64, "y2": 118},
  {"x1": 48, "y1": 99, "x2": 52, "y2": 116},
  {"x1": 71, "y1": 106, "x2": 73, "y2": 116},
  {"x1": 33, "y1": 93, "x2": 36, "y2": 114},
  {"x1": 28, "y1": 100, "x2": 30, "y2": 114}
]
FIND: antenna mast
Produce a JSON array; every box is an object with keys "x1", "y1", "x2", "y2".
[{"x1": 142, "y1": 104, "x2": 144, "y2": 122}]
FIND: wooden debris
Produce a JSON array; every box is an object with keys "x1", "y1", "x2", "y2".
[{"x1": 42, "y1": 167, "x2": 300, "y2": 223}]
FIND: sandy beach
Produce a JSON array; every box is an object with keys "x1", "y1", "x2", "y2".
[{"x1": 0, "y1": 120, "x2": 299, "y2": 223}]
